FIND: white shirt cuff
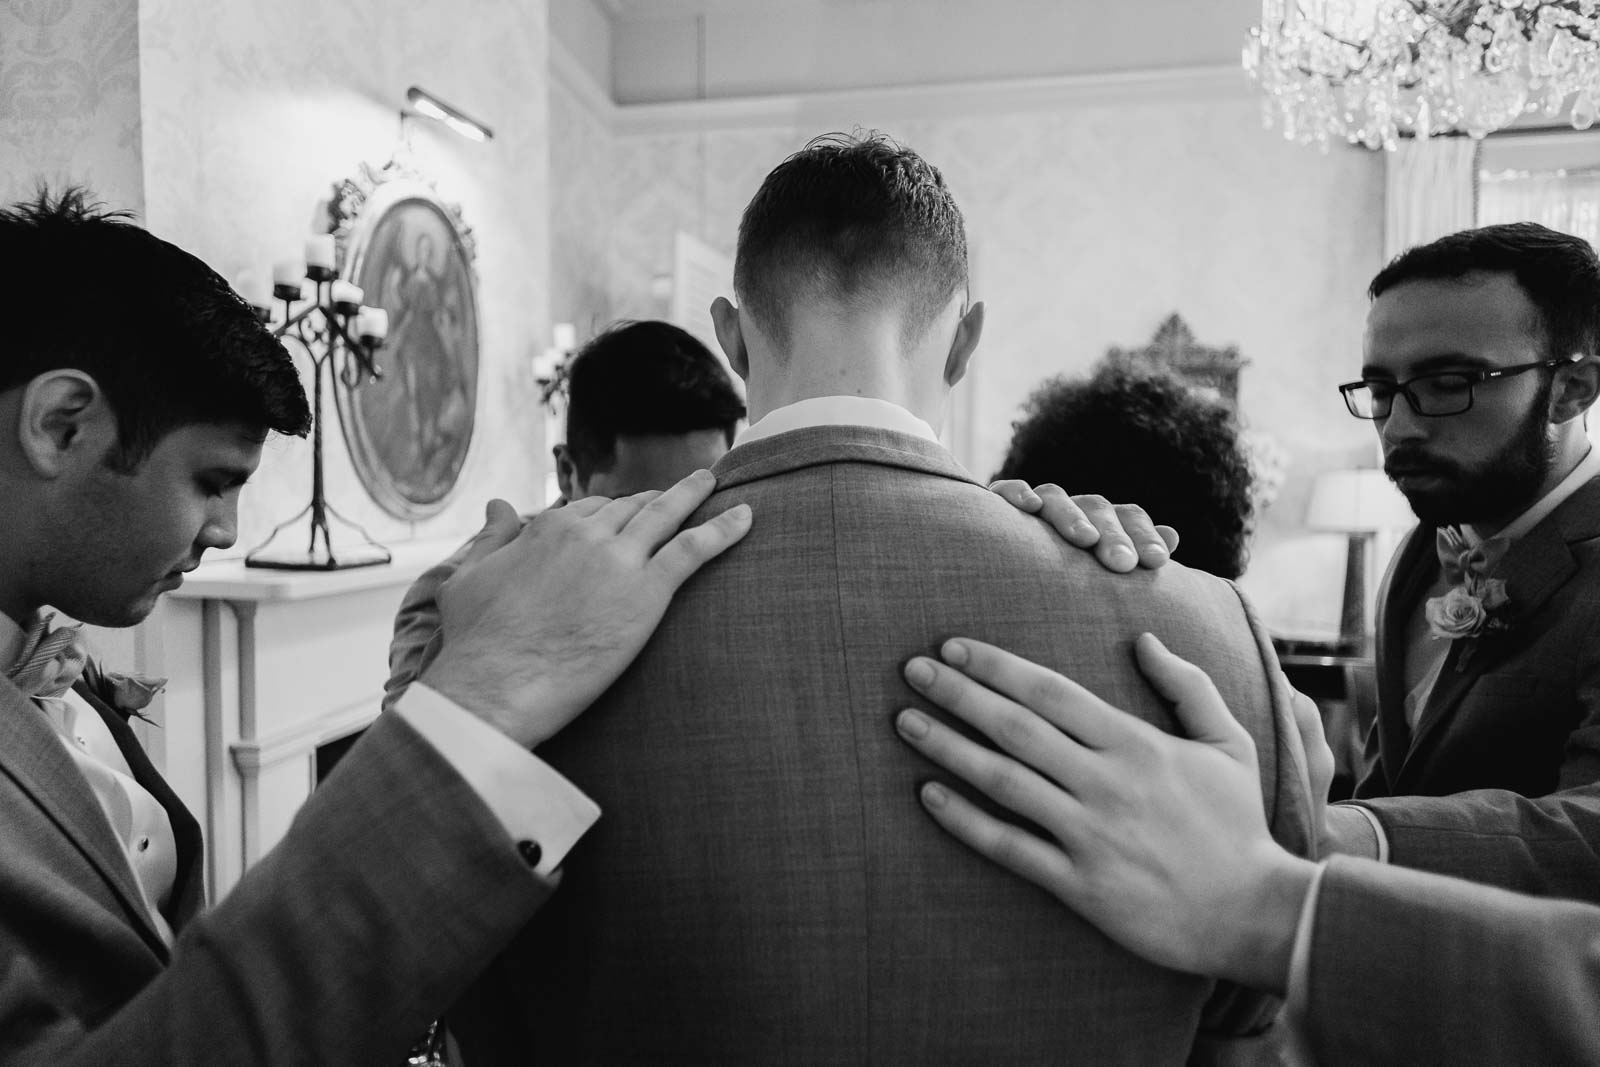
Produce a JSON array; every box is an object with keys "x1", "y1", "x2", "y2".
[
  {"x1": 392, "y1": 682, "x2": 600, "y2": 877},
  {"x1": 1285, "y1": 860, "x2": 1328, "y2": 1027},
  {"x1": 1346, "y1": 803, "x2": 1390, "y2": 864}
]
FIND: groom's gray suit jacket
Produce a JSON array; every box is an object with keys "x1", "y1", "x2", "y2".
[{"x1": 456, "y1": 425, "x2": 1314, "y2": 1065}]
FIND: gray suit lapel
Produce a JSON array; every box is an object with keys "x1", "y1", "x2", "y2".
[
  {"x1": 0, "y1": 677, "x2": 171, "y2": 957},
  {"x1": 1365, "y1": 525, "x2": 1433, "y2": 795}
]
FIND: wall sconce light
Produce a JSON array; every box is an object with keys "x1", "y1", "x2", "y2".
[{"x1": 405, "y1": 85, "x2": 494, "y2": 142}]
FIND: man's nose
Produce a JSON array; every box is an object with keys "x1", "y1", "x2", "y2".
[
  {"x1": 1377, "y1": 393, "x2": 1429, "y2": 447},
  {"x1": 199, "y1": 500, "x2": 239, "y2": 552}
]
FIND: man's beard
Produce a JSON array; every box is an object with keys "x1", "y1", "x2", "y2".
[{"x1": 1384, "y1": 388, "x2": 1555, "y2": 528}]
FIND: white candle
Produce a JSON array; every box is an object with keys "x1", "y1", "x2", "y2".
[
  {"x1": 356, "y1": 307, "x2": 389, "y2": 342},
  {"x1": 553, "y1": 322, "x2": 577, "y2": 351},
  {"x1": 304, "y1": 234, "x2": 336, "y2": 271},
  {"x1": 235, "y1": 269, "x2": 271, "y2": 310},
  {"x1": 271, "y1": 259, "x2": 304, "y2": 299},
  {"x1": 331, "y1": 281, "x2": 364, "y2": 308}
]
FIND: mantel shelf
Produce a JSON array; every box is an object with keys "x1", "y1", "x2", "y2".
[{"x1": 168, "y1": 536, "x2": 466, "y2": 603}]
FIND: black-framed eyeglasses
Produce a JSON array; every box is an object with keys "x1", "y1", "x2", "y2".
[{"x1": 1339, "y1": 354, "x2": 1584, "y2": 419}]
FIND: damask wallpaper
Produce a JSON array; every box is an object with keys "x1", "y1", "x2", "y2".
[
  {"x1": 0, "y1": 0, "x2": 144, "y2": 210},
  {"x1": 550, "y1": 75, "x2": 618, "y2": 336}
]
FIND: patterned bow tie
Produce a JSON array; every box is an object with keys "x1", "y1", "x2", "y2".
[
  {"x1": 1435, "y1": 526, "x2": 1511, "y2": 588},
  {"x1": 7, "y1": 613, "x2": 88, "y2": 700}
]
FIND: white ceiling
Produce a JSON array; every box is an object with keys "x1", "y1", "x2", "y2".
[{"x1": 593, "y1": 0, "x2": 1265, "y2": 105}]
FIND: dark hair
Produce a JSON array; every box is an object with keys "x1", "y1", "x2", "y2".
[
  {"x1": 564, "y1": 320, "x2": 747, "y2": 477},
  {"x1": 0, "y1": 187, "x2": 310, "y2": 469},
  {"x1": 733, "y1": 131, "x2": 968, "y2": 348},
  {"x1": 1369, "y1": 222, "x2": 1600, "y2": 361},
  {"x1": 995, "y1": 364, "x2": 1256, "y2": 579}
]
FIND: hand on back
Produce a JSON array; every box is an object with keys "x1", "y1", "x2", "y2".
[{"x1": 422, "y1": 470, "x2": 752, "y2": 749}]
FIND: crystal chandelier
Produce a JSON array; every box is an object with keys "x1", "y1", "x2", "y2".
[{"x1": 1244, "y1": 1, "x2": 1600, "y2": 150}]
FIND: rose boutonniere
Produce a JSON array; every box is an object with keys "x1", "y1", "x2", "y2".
[
  {"x1": 1425, "y1": 577, "x2": 1511, "y2": 642},
  {"x1": 80, "y1": 657, "x2": 167, "y2": 725}
]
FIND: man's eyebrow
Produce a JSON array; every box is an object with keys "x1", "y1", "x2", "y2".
[
  {"x1": 206, "y1": 465, "x2": 254, "y2": 487},
  {"x1": 1360, "y1": 353, "x2": 1493, "y2": 379}
]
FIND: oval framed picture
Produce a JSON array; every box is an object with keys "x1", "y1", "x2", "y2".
[{"x1": 334, "y1": 174, "x2": 479, "y2": 519}]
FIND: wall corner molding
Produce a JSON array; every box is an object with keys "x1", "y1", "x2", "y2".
[
  {"x1": 550, "y1": 37, "x2": 622, "y2": 123},
  {"x1": 575, "y1": 64, "x2": 1253, "y2": 138}
]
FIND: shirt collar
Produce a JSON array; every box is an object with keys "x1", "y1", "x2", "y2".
[
  {"x1": 735, "y1": 396, "x2": 940, "y2": 448},
  {"x1": 1463, "y1": 444, "x2": 1600, "y2": 546}
]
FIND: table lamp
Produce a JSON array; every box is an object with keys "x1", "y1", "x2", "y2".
[{"x1": 1306, "y1": 468, "x2": 1415, "y2": 652}]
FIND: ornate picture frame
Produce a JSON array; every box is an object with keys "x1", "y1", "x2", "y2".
[
  {"x1": 1105, "y1": 313, "x2": 1246, "y2": 406},
  {"x1": 330, "y1": 161, "x2": 480, "y2": 519}
]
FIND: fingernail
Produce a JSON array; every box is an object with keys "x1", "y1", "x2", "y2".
[
  {"x1": 1108, "y1": 544, "x2": 1137, "y2": 569},
  {"x1": 904, "y1": 657, "x2": 936, "y2": 688},
  {"x1": 921, "y1": 782, "x2": 949, "y2": 809},
  {"x1": 941, "y1": 639, "x2": 969, "y2": 667},
  {"x1": 1023, "y1": 489, "x2": 1042, "y2": 507},
  {"x1": 1139, "y1": 542, "x2": 1169, "y2": 561},
  {"x1": 728, "y1": 503, "x2": 752, "y2": 526},
  {"x1": 896, "y1": 709, "x2": 930, "y2": 739},
  {"x1": 1070, "y1": 521, "x2": 1096, "y2": 541}
]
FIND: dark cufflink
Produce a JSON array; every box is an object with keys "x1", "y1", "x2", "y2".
[{"x1": 517, "y1": 840, "x2": 543, "y2": 868}]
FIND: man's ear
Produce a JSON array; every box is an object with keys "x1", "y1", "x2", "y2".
[
  {"x1": 944, "y1": 301, "x2": 985, "y2": 388},
  {"x1": 1552, "y1": 355, "x2": 1600, "y2": 425},
  {"x1": 553, "y1": 443, "x2": 580, "y2": 501},
  {"x1": 711, "y1": 297, "x2": 749, "y2": 382},
  {"x1": 17, "y1": 371, "x2": 113, "y2": 478}
]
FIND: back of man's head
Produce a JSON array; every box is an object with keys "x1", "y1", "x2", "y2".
[
  {"x1": 733, "y1": 131, "x2": 968, "y2": 351},
  {"x1": 996, "y1": 364, "x2": 1255, "y2": 579},
  {"x1": 560, "y1": 320, "x2": 746, "y2": 497},
  {"x1": 1369, "y1": 221, "x2": 1600, "y2": 362},
  {"x1": 0, "y1": 187, "x2": 310, "y2": 467}
]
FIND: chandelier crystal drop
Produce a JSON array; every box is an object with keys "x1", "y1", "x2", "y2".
[{"x1": 1244, "y1": 0, "x2": 1600, "y2": 151}]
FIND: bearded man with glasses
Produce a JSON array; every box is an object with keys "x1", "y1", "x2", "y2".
[{"x1": 1308, "y1": 222, "x2": 1600, "y2": 903}]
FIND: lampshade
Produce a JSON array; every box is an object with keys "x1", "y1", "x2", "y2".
[{"x1": 1306, "y1": 468, "x2": 1414, "y2": 533}]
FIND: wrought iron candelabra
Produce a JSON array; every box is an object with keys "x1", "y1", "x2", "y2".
[{"x1": 242, "y1": 250, "x2": 393, "y2": 570}]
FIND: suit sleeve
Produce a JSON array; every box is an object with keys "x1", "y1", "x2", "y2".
[
  {"x1": 1303, "y1": 855, "x2": 1600, "y2": 1066},
  {"x1": 384, "y1": 538, "x2": 474, "y2": 712},
  {"x1": 0, "y1": 711, "x2": 554, "y2": 1066},
  {"x1": 1189, "y1": 584, "x2": 1318, "y2": 1051},
  {"x1": 1357, "y1": 623, "x2": 1600, "y2": 900}
]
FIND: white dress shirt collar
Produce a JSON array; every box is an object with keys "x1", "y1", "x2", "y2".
[{"x1": 735, "y1": 395, "x2": 940, "y2": 448}]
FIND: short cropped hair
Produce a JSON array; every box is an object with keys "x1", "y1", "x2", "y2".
[
  {"x1": 995, "y1": 364, "x2": 1256, "y2": 579},
  {"x1": 733, "y1": 131, "x2": 968, "y2": 348},
  {"x1": 0, "y1": 187, "x2": 310, "y2": 469},
  {"x1": 564, "y1": 320, "x2": 747, "y2": 478},
  {"x1": 1370, "y1": 222, "x2": 1600, "y2": 361}
]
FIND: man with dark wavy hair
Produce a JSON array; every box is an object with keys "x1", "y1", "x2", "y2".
[
  {"x1": 997, "y1": 363, "x2": 1256, "y2": 579},
  {"x1": 385, "y1": 319, "x2": 747, "y2": 707},
  {"x1": 1314, "y1": 222, "x2": 1600, "y2": 890},
  {"x1": 452, "y1": 132, "x2": 1312, "y2": 1065},
  {"x1": 0, "y1": 188, "x2": 756, "y2": 1064},
  {"x1": 554, "y1": 320, "x2": 747, "y2": 500}
]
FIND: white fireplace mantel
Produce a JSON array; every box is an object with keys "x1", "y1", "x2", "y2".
[{"x1": 133, "y1": 537, "x2": 466, "y2": 901}]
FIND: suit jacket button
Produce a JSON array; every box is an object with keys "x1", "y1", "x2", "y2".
[{"x1": 517, "y1": 840, "x2": 542, "y2": 867}]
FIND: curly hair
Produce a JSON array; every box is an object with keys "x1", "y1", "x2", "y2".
[{"x1": 995, "y1": 364, "x2": 1256, "y2": 579}]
